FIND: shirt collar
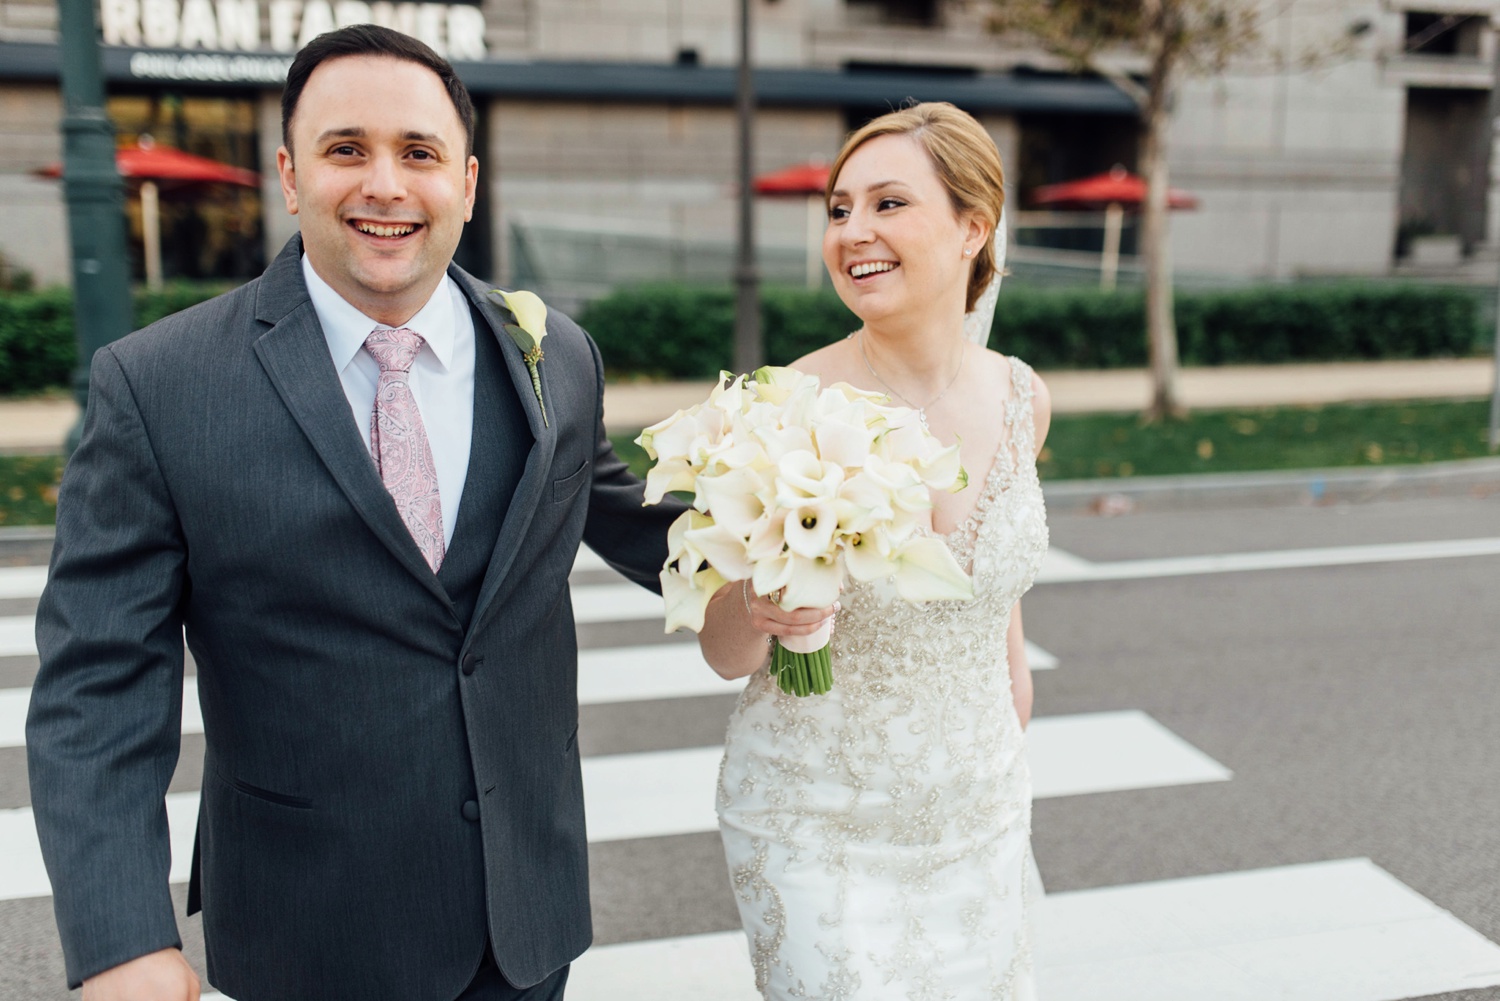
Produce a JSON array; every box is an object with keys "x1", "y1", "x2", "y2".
[{"x1": 301, "y1": 255, "x2": 457, "y2": 372}]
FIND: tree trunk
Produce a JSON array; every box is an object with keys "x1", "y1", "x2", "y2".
[{"x1": 1141, "y1": 1, "x2": 1182, "y2": 421}]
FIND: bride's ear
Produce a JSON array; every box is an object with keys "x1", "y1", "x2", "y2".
[{"x1": 961, "y1": 212, "x2": 990, "y2": 260}]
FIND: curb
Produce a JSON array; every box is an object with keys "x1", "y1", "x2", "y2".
[
  {"x1": 4, "y1": 459, "x2": 1497, "y2": 547},
  {"x1": 0, "y1": 526, "x2": 56, "y2": 542},
  {"x1": 1041, "y1": 456, "x2": 1500, "y2": 514}
]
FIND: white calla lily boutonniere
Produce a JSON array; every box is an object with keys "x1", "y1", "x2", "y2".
[{"x1": 490, "y1": 288, "x2": 550, "y2": 427}]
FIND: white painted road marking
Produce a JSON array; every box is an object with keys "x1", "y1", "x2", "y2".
[
  {"x1": 6, "y1": 537, "x2": 1500, "y2": 611},
  {"x1": 1025, "y1": 709, "x2": 1232, "y2": 798},
  {"x1": 578, "y1": 640, "x2": 1053, "y2": 708},
  {"x1": 0, "y1": 710, "x2": 1228, "y2": 895},
  {"x1": 568, "y1": 859, "x2": 1500, "y2": 1001},
  {"x1": 0, "y1": 566, "x2": 46, "y2": 600},
  {"x1": 0, "y1": 616, "x2": 34, "y2": 658},
  {"x1": 0, "y1": 793, "x2": 198, "y2": 902},
  {"x1": 1, "y1": 639, "x2": 1052, "y2": 748},
  {"x1": 578, "y1": 644, "x2": 746, "y2": 705},
  {"x1": 578, "y1": 711, "x2": 1230, "y2": 843},
  {"x1": 0, "y1": 678, "x2": 203, "y2": 749},
  {"x1": 1036, "y1": 536, "x2": 1500, "y2": 584}
]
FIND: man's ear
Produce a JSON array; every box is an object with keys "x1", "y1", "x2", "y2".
[
  {"x1": 276, "y1": 145, "x2": 299, "y2": 216},
  {"x1": 463, "y1": 154, "x2": 479, "y2": 223}
]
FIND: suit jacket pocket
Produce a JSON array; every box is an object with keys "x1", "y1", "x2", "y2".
[
  {"x1": 551, "y1": 458, "x2": 590, "y2": 504},
  {"x1": 223, "y1": 772, "x2": 314, "y2": 810}
]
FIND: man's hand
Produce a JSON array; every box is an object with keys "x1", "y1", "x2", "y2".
[{"x1": 83, "y1": 948, "x2": 200, "y2": 1001}]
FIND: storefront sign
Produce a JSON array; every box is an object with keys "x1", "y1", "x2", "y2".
[{"x1": 102, "y1": 0, "x2": 487, "y2": 67}]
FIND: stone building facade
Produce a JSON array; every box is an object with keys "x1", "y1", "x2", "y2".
[{"x1": 0, "y1": 0, "x2": 1496, "y2": 296}]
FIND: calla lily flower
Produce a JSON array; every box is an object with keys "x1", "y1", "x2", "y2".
[
  {"x1": 778, "y1": 553, "x2": 844, "y2": 610},
  {"x1": 697, "y1": 467, "x2": 770, "y2": 537},
  {"x1": 683, "y1": 520, "x2": 755, "y2": 581},
  {"x1": 661, "y1": 564, "x2": 728, "y2": 634},
  {"x1": 643, "y1": 456, "x2": 698, "y2": 506},
  {"x1": 887, "y1": 536, "x2": 974, "y2": 602},
  {"x1": 493, "y1": 289, "x2": 548, "y2": 352},
  {"x1": 783, "y1": 501, "x2": 839, "y2": 559}
]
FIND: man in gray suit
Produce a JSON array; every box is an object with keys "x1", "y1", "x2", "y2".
[{"x1": 27, "y1": 25, "x2": 681, "y2": 1001}]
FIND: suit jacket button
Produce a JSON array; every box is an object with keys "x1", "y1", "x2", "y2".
[
  {"x1": 461, "y1": 653, "x2": 481, "y2": 676},
  {"x1": 462, "y1": 800, "x2": 480, "y2": 822}
]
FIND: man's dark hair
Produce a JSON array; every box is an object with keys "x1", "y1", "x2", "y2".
[{"x1": 281, "y1": 24, "x2": 476, "y2": 157}]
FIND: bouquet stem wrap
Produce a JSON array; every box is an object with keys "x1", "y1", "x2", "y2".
[{"x1": 771, "y1": 618, "x2": 834, "y2": 696}]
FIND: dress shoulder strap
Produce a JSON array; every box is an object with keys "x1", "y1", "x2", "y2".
[{"x1": 1005, "y1": 356, "x2": 1037, "y2": 463}]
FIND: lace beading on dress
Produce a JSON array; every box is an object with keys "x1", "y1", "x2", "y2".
[{"x1": 718, "y1": 357, "x2": 1050, "y2": 1001}]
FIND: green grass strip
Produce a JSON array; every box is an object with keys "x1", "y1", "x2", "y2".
[
  {"x1": 612, "y1": 399, "x2": 1495, "y2": 483},
  {"x1": 0, "y1": 455, "x2": 62, "y2": 527},
  {"x1": 1, "y1": 399, "x2": 1492, "y2": 529}
]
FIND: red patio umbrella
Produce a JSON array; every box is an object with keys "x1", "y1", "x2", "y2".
[
  {"x1": 36, "y1": 138, "x2": 260, "y2": 289},
  {"x1": 752, "y1": 161, "x2": 831, "y2": 196},
  {"x1": 1031, "y1": 165, "x2": 1199, "y2": 211},
  {"x1": 1030, "y1": 165, "x2": 1198, "y2": 291},
  {"x1": 753, "y1": 161, "x2": 832, "y2": 288},
  {"x1": 38, "y1": 143, "x2": 260, "y2": 188}
]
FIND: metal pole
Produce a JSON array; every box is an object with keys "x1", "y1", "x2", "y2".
[
  {"x1": 1490, "y1": 279, "x2": 1499, "y2": 450},
  {"x1": 57, "y1": 0, "x2": 133, "y2": 455},
  {"x1": 733, "y1": 0, "x2": 762, "y2": 375},
  {"x1": 1490, "y1": 26, "x2": 1500, "y2": 449}
]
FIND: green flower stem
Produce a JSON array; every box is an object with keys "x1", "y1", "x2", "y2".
[
  {"x1": 524, "y1": 352, "x2": 548, "y2": 427},
  {"x1": 770, "y1": 639, "x2": 833, "y2": 697}
]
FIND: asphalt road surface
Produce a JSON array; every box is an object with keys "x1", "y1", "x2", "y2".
[{"x1": 2, "y1": 489, "x2": 1498, "y2": 999}]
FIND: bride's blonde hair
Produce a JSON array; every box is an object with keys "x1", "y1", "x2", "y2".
[{"x1": 826, "y1": 102, "x2": 1005, "y2": 313}]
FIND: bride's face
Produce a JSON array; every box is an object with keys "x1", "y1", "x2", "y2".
[{"x1": 824, "y1": 133, "x2": 985, "y2": 329}]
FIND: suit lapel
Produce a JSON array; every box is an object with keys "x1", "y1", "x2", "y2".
[
  {"x1": 251, "y1": 238, "x2": 457, "y2": 613},
  {"x1": 448, "y1": 267, "x2": 558, "y2": 633}
]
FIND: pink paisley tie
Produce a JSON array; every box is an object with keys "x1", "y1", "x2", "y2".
[{"x1": 365, "y1": 327, "x2": 445, "y2": 573}]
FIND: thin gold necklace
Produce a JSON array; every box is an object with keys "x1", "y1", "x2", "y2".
[{"x1": 855, "y1": 330, "x2": 963, "y2": 432}]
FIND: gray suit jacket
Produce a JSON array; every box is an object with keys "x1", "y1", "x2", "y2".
[{"x1": 26, "y1": 237, "x2": 682, "y2": 999}]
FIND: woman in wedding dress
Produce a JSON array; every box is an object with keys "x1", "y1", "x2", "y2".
[{"x1": 697, "y1": 103, "x2": 1052, "y2": 999}]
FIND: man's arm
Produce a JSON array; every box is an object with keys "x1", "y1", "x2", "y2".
[
  {"x1": 577, "y1": 335, "x2": 685, "y2": 592},
  {"x1": 26, "y1": 346, "x2": 192, "y2": 990}
]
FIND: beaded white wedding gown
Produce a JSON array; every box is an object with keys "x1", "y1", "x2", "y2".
[{"x1": 717, "y1": 356, "x2": 1050, "y2": 1000}]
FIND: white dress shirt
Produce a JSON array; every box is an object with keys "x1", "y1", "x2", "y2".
[{"x1": 302, "y1": 255, "x2": 475, "y2": 547}]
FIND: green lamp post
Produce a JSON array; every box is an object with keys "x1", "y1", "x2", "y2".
[{"x1": 57, "y1": 0, "x2": 133, "y2": 456}]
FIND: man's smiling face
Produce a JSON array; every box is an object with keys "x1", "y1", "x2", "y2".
[{"x1": 277, "y1": 54, "x2": 478, "y2": 326}]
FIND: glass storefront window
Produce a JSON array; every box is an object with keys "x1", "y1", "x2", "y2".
[{"x1": 107, "y1": 90, "x2": 265, "y2": 283}]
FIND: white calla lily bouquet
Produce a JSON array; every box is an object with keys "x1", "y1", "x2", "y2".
[{"x1": 636, "y1": 366, "x2": 975, "y2": 697}]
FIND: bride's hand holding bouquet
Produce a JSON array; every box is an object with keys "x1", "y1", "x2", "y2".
[{"x1": 636, "y1": 365, "x2": 974, "y2": 696}]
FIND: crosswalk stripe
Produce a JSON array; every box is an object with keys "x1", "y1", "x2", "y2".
[
  {"x1": 1, "y1": 638, "x2": 1054, "y2": 746},
  {"x1": 0, "y1": 793, "x2": 197, "y2": 902},
  {"x1": 566, "y1": 858, "x2": 1500, "y2": 1001},
  {"x1": 0, "y1": 680, "x2": 204, "y2": 749},
  {"x1": 571, "y1": 583, "x2": 666, "y2": 625},
  {"x1": 1038, "y1": 536, "x2": 1500, "y2": 584},
  {"x1": 0, "y1": 711, "x2": 1229, "y2": 897},
  {"x1": 6, "y1": 536, "x2": 1499, "y2": 610},
  {"x1": 0, "y1": 616, "x2": 33, "y2": 658},
  {"x1": 1024, "y1": 710, "x2": 1231, "y2": 798},
  {"x1": 579, "y1": 711, "x2": 1229, "y2": 843},
  {"x1": 578, "y1": 645, "x2": 745, "y2": 705},
  {"x1": 0, "y1": 566, "x2": 46, "y2": 600}
]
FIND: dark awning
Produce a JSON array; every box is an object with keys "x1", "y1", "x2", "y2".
[{"x1": 0, "y1": 41, "x2": 1137, "y2": 116}]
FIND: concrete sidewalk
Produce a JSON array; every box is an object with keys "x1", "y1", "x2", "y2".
[
  {"x1": 2, "y1": 357, "x2": 1494, "y2": 453},
  {"x1": 602, "y1": 357, "x2": 1495, "y2": 431}
]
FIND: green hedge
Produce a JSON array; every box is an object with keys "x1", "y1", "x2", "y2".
[
  {"x1": 4, "y1": 280, "x2": 1484, "y2": 394},
  {"x1": 0, "y1": 283, "x2": 229, "y2": 394},
  {"x1": 580, "y1": 283, "x2": 1484, "y2": 379}
]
